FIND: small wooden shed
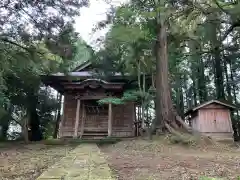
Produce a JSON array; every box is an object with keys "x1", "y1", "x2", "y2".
[{"x1": 185, "y1": 100, "x2": 236, "y2": 140}]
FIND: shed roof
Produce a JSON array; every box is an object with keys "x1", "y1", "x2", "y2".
[{"x1": 185, "y1": 100, "x2": 237, "y2": 116}]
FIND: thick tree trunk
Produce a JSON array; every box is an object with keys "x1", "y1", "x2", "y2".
[
  {"x1": 155, "y1": 22, "x2": 175, "y2": 132},
  {"x1": 153, "y1": 1, "x2": 195, "y2": 135}
]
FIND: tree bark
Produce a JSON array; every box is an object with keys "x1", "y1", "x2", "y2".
[
  {"x1": 153, "y1": 1, "x2": 194, "y2": 135},
  {"x1": 155, "y1": 22, "x2": 175, "y2": 132}
]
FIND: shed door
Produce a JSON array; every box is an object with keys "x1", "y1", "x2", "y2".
[
  {"x1": 199, "y1": 109, "x2": 231, "y2": 133},
  {"x1": 199, "y1": 109, "x2": 216, "y2": 132},
  {"x1": 214, "y1": 110, "x2": 232, "y2": 132}
]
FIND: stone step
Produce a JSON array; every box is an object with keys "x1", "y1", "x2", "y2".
[
  {"x1": 83, "y1": 133, "x2": 108, "y2": 136},
  {"x1": 82, "y1": 132, "x2": 108, "y2": 139}
]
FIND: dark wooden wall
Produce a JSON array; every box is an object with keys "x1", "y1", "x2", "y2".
[{"x1": 59, "y1": 94, "x2": 135, "y2": 137}]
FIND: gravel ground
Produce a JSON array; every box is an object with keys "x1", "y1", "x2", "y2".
[
  {"x1": 100, "y1": 139, "x2": 240, "y2": 180},
  {"x1": 0, "y1": 142, "x2": 75, "y2": 180}
]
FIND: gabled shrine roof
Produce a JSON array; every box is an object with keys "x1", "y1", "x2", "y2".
[
  {"x1": 52, "y1": 71, "x2": 124, "y2": 77},
  {"x1": 41, "y1": 60, "x2": 152, "y2": 94},
  {"x1": 50, "y1": 60, "x2": 127, "y2": 77},
  {"x1": 72, "y1": 61, "x2": 92, "y2": 72}
]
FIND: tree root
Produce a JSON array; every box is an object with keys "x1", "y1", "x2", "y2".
[
  {"x1": 164, "y1": 122, "x2": 182, "y2": 137},
  {"x1": 162, "y1": 112, "x2": 214, "y2": 146}
]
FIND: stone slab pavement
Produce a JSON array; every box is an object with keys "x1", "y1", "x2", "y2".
[{"x1": 36, "y1": 144, "x2": 115, "y2": 180}]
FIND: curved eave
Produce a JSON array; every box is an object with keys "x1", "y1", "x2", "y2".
[
  {"x1": 41, "y1": 76, "x2": 125, "y2": 93},
  {"x1": 40, "y1": 72, "x2": 152, "y2": 93}
]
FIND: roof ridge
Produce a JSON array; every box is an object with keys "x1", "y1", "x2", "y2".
[
  {"x1": 71, "y1": 60, "x2": 92, "y2": 72},
  {"x1": 185, "y1": 99, "x2": 237, "y2": 116}
]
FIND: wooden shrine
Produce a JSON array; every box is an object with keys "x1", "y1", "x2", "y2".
[{"x1": 41, "y1": 61, "x2": 141, "y2": 138}]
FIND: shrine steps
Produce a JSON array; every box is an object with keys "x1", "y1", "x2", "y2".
[{"x1": 81, "y1": 130, "x2": 108, "y2": 139}]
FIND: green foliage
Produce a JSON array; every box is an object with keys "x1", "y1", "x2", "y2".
[
  {"x1": 98, "y1": 90, "x2": 140, "y2": 105},
  {"x1": 121, "y1": 90, "x2": 139, "y2": 102},
  {"x1": 70, "y1": 39, "x2": 94, "y2": 70},
  {"x1": 98, "y1": 97, "x2": 124, "y2": 105},
  {"x1": 0, "y1": 0, "x2": 91, "y2": 141},
  {"x1": 93, "y1": 0, "x2": 240, "y2": 138},
  {"x1": 37, "y1": 88, "x2": 59, "y2": 138},
  {"x1": 167, "y1": 134, "x2": 198, "y2": 147}
]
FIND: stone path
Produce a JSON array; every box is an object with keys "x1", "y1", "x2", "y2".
[{"x1": 37, "y1": 144, "x2": 115, "y2": 180}]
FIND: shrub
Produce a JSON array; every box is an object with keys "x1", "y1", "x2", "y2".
[{"x1": 167, "y1": 134, "x2": 199, "y2": 146}]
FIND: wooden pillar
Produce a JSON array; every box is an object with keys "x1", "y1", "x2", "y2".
[
  {"x1": 108, "y1": 103, "x2": 113, "y2": 137},
  {"x1": 74, "y1": 99, "x2": 81, "y2": 138},
  {"x1": 80, "y1": 103, "x2": 85, "y2": 139}
]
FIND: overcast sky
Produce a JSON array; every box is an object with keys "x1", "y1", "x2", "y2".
[{"x1": 74, "y1": 0, "x2": 128, "y2": 47}]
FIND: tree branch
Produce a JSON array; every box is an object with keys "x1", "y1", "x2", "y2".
[
  {"x1": 212, "y1": 0, "x2": 230, "y2": 15},
  {"x1": 221, "y1": 21, "x2": 240, "y2": 42},
  {"x1": 0, "y1": 37, "x2": 30, "y2": 52},
  {"x1": 11, "y1": 118, "x2": 23, "y2": 127},
  {"x1": 0, "y1": 37, "x2": 45, "y2": 56}
]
